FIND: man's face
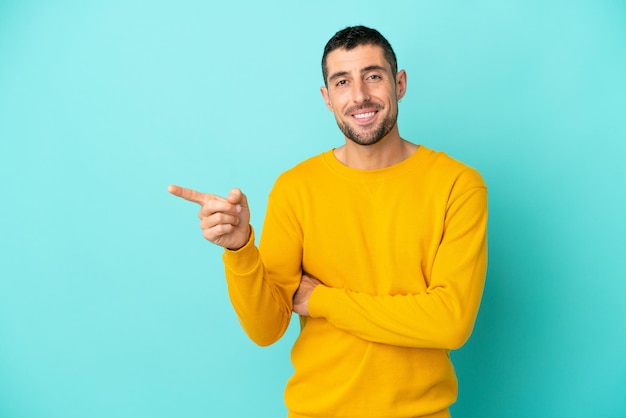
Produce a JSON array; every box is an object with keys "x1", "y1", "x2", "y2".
[{"x1": 321, "y1": 44, "x2": 406, "y2": 146}]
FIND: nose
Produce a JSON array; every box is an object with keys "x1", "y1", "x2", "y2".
[{"x1": 351, "y1": 80, "x2": 370, "y2": 103}]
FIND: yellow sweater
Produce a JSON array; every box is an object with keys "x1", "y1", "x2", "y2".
[{"x1": 223, "y1": 146, "x2": 488, "y2": 418}]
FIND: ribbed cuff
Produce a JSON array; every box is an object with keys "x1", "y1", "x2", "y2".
[{"x1": 221, "y1": 227, "x2": 259, "y2": 275}]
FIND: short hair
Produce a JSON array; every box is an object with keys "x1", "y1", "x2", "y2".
[{"x1": 321, "y1": 26, "x2": 398, "y2": 86}]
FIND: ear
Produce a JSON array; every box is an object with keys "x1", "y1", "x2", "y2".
[
  {"x1": 320, "y1": 86, "x2": 334, "y2": 112},
  {"x1": 395, "y1": 70, "x2": 407, "y2": 101}
]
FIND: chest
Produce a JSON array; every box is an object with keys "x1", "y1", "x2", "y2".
[{"x1": 299, "y1": 179, "x2": 447, "y2": 294}]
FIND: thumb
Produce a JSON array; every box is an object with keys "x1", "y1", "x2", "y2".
[{"x1": 226, "y1": 188, "x2": 248, "y2": 208}]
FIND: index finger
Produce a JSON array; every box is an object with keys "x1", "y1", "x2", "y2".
[{"x1": 167, "y1": 184, "x2": 226, "y2": 205}]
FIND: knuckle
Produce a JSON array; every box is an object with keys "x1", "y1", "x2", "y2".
[{"x1": 212, "y1": 224, "x2": 225, "y2": 236}]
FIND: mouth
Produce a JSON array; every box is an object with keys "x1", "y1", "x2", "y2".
[
  {"x1": 353, "y1": 111, "x2": 377, "y2": 120},
  {"x1": 350, "y1": 109, "x2": 380, "y2": 124}
]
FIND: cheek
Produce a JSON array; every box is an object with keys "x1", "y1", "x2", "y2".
[
  {"x1": 328, "y1": 90, "x2": 350, "y2": 108},
  {"x1": 326, "y1": 94, "x2": 338, "y2": 111}
]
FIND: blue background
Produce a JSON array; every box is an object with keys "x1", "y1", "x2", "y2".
[{"x1": 1, "y1": 1, "x2": 625, "y2": 417}]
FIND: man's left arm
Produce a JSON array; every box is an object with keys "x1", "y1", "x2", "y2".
[{"x1": 296, "y1": 186, "x2": 488, "y2": 350}]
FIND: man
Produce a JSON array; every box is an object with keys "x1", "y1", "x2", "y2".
[{"x1": 169, "y1": 26, "x2": 487, "y2": 418}]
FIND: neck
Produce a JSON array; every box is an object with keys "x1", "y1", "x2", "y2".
[{"x1": 334, "y1": 130, "x2": 418, "y2": 170}]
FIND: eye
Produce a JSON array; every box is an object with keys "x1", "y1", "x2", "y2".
[
  {"x1": 335, "y1": 79, "x2": 348, "y2": 87},
  {"x1": 366, "y1": 74, "x2": 382, "y2": 82}
]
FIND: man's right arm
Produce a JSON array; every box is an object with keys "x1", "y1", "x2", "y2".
[{"x1": 169, "y1": 183, "x2": 301, "y2": 347}]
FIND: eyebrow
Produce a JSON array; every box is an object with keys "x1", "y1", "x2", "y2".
[{"x1": 328, "y1": 65, "x2": 388, "y2": 83}]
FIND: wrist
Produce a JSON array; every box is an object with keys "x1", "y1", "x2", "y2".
[
  {"x1": 226, "y1": 225, "x2": 252, "y2": 251},
  {"x1": 222, "y1": 227, "x2": 259, "y2": 275}
]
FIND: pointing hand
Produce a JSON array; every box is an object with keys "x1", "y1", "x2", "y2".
[{"x1": 168, "y1": 185, "x2": 251, "y2": 250}]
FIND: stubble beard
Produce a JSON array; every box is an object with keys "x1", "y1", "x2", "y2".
[{"x1": 336, "y1": 106, "x2": 398, "y2": 146}]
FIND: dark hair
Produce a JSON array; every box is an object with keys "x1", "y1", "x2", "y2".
[{"x1": 321, "y1": 26, "x2": 398, "y2": 86}]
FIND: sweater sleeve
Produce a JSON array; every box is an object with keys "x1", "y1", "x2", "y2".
[
  {"x1": 221, "y1": 175, "x2": 303, "y2": 347},
  {"x1": 307, "y1": 185, "x2": 488, "y2": 350}
]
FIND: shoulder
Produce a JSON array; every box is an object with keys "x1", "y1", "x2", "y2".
[
  {"x1": 269, "y1": 150, "x2": 331, "y2": 197},
  {"x1": 273, "y1": 151, "x2": 330, "y2": 186},
  {"x1": 418, "y1": 146, "x2": 486, "y2": 190}
]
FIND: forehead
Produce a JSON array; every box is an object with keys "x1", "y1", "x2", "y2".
[{"x1": 325, "y1": 44, "x2": 391, "y2": 74}]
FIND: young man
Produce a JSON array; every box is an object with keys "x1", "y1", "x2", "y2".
[{"x1": 169, "y1": 26, "x2": 487, "y2": 418}]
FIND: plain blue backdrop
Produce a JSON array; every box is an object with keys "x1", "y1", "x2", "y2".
[{"x1": 1, "y1": 1, "x2": 625, "y2": 417}]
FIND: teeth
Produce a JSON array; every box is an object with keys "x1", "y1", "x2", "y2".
[{"x1": 354, "y1": 111, "x2": 376, "y2": 119}]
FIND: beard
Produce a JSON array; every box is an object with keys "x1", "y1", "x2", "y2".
[{"x1": 335, "y1": 104, "x2": 398, "y2": 146}]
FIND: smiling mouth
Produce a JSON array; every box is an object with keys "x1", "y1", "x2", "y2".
[{"x1": 353, "y1": 111, "x2": 377, "y2": 119}]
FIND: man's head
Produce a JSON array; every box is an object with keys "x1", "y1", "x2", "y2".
[
  {"x1": 320, "y1": 26, "x2": 406, "y2": 147},
  {"x1": 322, "y1": 26, "x2": 398, "y2": 87}
]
